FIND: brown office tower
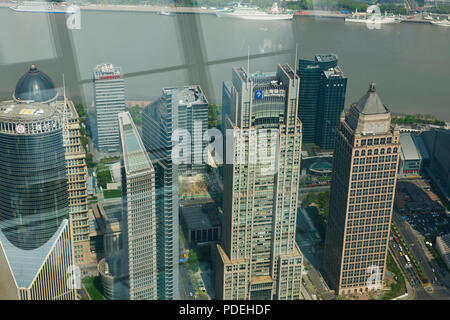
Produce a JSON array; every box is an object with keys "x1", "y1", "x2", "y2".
[
  {"x1": 323, "y1": 83, "x2": 400, "y2": 295},
  {"x1": 65, "y1": 101, "x2": 90, "y2": 265}
]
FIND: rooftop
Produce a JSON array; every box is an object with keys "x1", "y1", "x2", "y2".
[
  {"x1": 315, "y1": 53, "x2": 338, "y2": 63},
  {"x1": 0, "y1": 102, "x2": 59, "y2": 125},
  {"x1": 93, "y1": 63, "x2": 122, "y2": 79},
  {"x1": 353, "y1": 82, "x2": 389, "y2": 115},
  {"x1": 13, "y1": 65, "x2": 57, "y2": 103},
  {"x1": 437, "y1": 234, "x2": 450, "y2": 253},
  {"x1": 400, "y1": 133, "x2": 422, "y2": 161},
  {"x1": 118, "y1": 112, "x2": 153, "y2": 174},
  {"x1": 180, "y1": 203, "x2": 221, "y2": 231},
  {"x1": 323, "y1": 66, "x2": 346, "y2": 79},
  {"x1": 0, "y1": 220, "x2": 69, "y2": 289},
  {"x1": 163, "y1": 85, "x2": 208, "y2": 106}
]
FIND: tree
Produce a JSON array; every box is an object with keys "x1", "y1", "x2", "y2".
[{"x1": 188, "y1": 249, "x2": 200, "y2": 272}]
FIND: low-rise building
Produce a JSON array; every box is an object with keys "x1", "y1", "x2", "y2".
[
  {"x1": 180, "y1": 203, "x2": 221, "y2": 245},
  {"x1": 398, "y1": 133, "x2": 429, "y2": 177},
  {"x1": 436, "y1": 234, "x2": 450, "y2": 270}
]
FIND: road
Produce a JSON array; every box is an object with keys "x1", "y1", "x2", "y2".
[
  {"x1": 393, "y1": 212, "x2": 450, "y2": 299},
  {"x1": 179, "y1": 263, "x2": 196, "y2": 300},
  {"x1": 296, "y1": 206, "x2": 335, "y2": 299},
  {"x1": 299, "y1": 185, "x2": 330, "y2": 195}
]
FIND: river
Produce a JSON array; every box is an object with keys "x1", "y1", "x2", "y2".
[{"x1": 0, "y1": 7, "x2": 448, "y2": 120}]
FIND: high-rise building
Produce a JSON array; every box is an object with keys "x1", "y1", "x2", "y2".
[
  {"x1": 316, "y1": 67, "x2": 347, "y2": 149},
  {"x1": 65, "y1": 100, "x2": 90, "y2": 265},
  {"x1": 216, "y1": 65, "x2": 303, "y2": 300},
  {"x1": 420, "y1": 128, "x2": 450, "y2": 199},
  {"x1": 297, "y1": 54, "x2": 347, "y2": 149},
  {"x1": 94, "y1": 63, "x2": 126, "y2": 153},
  {"x1": 142, "y1": 89, "x2": 179, "y2": 300},
  {"x1": 161, "y1": 86, "x2": 208, "y2": 175},
  {"x1": 0, "y1": 66, "x2": 76, "y2": 299},
  {"x1": 323, "y1": 83, "x2": 400, "y2": 295},
  {"x1": 119, "y1": 111, "x2": 157, "y2": 300}
]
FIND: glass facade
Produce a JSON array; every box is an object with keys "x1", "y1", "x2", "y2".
[
  {"x1": 142, "y1": 90, "x2": 179, "y2": 300},
  {"x1": 297, "y1": 54, "x2": 347, "y2": 149},
  {"x1": 0, "y1": 127, "x2": 69, "y2": 250}
]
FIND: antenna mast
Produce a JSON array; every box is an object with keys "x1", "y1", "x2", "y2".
[
  {"x1": 247, "y1": 45, "x2": 250, "y2": 88},
  {"x1": 62, "y1": 74, "x2": 69, "y2": 147}
]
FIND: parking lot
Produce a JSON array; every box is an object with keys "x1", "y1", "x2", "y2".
[{"x1": 404, "y1": 213, "x2": 450, "y2": 237}]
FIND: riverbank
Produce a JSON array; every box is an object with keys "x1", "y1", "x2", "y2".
[{"x1": 0, "y1": 1, "x2": 436, "y2": 24}]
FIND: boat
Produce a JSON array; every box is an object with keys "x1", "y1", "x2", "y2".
[
  {"x1": 216, "y1": 3, "x2": 293, "y2": 21},
  {"x1": 430, "y1": 19, "x2": 450, "y2": 27},
  {"x1": 9, "y1": 1, "x2": 76, "y2": 14},
  {"x1": 158, "y1": 10, "x2": 175, "y2": 16},
  {"x1": 345, "y1": 6, "x2": 400, "y2": 24}
]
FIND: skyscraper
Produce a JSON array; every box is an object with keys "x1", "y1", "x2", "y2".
[
  {"x1": 297, "y1": 54, "x2": 347, "y2": 149},
  {"x1": 64, "y1": 100, "x2": 90, "y2": 265},
  {"x1": 162, "y1": 86, "x2": 209, "y2": 175},
  {"x1": 142, "y1": 89, "x2": 179, "y2": 300},
  {"x1": 316, "y1": 67, "x2": 347, "y2": 149},
  {"x1": 323, "y1": 83, "x2": 400, "y2": 295},
  {"x1": 94, "y1": 63, "x2": 126, "y2": 154},
  {"x1": 216, "y1": 65, "x2": 303, "y2": 300},
  {"x1": 119, "y1": 111, "x2": 157, "y2": 300},
  {"x1": 0, "y1": 66, "x2": 76, "y2": 299}
]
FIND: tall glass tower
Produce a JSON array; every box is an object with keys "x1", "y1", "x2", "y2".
[
  {"x1": 0, "y1": 65, "x2": 75, "y2": 300},
  {"x1": 142, "y1": 89, "x2": 180, "y2": 300},
  {"x1": 216, "y1": 65, "x2": 303, "y2": 300},
  {"x1": 297, "y1": 54, "x2": 347, "y2": 149}
]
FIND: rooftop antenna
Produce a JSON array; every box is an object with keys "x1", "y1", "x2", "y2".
[
  {"x1": 63, "y1": 73, "x2": 66, "y2": 103},
  {"x1": 247, "y1": 45, "x2": 250, "y2": 74},
  {"x1": 62, "y1": 74, "x2": 69, "y2": 147},
  {"x1": 294, "y1": 43, "x2": 298, "y2": 71},
  {"x1": 247, "y1": 45, "x2": 250, "y2": 88}
]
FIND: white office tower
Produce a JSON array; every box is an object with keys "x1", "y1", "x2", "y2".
[
  {"x1": 119, "y1": 112, "x2": 157, "y2": 300},
  {"x1": 216, "y1": 65, "x2": 303, "y2": 300},
  {"x1": 94, "y1": 63, "x2": 126, "y2": 153}
]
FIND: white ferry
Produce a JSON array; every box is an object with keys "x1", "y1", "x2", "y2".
[
  {"x1": 430, "y1": 19, "x2": 450, "y2": 27},
  {"x1": 345, "y1": 6, "x2": 400, "y2": 24},
  {"x1": 216, "y1": 3, "x2": 293, "y2": 21},
  {"x1": 10, "y1": 1, "x2": 76, "y2": 14},
  {"x1": 158, "y1": 10, "x2": 175, "y2": 16}
]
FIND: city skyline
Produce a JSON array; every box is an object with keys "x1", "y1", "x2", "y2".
[{"x1": 0, "y1": 18, "x2": 448, "y2": 302}]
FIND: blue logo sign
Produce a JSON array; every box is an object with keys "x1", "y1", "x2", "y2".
[{"x1": 254, "y1": 90, "x2": 263, "y2": 99}]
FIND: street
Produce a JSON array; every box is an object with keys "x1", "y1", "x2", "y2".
[
  {"x1": 179, "y1": 263, "x2": 196, "y2": 300},
  {"x1": 393, "y1": 212, "x2": 450, "y2": 299}
]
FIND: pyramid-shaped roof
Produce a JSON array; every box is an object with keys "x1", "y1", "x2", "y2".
[{"x1": 354, "y1": 83, "x2": 388, "y2": 115}]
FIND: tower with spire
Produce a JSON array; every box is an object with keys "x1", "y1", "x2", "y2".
[{"x1": 323, "y1": 83, "x2": 401, "y2": 296}]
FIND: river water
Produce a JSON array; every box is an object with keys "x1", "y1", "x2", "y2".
[{"x1": 0, "y1": 8, "x2": 449, "y2": 120}]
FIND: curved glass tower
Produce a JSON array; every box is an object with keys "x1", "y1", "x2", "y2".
[
  {"x1": 0, "y1": 65, "x2": 75, "y2": 300},
  {"x1": 0, "y1": 69, "x2": 68, "y2": 250}
]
